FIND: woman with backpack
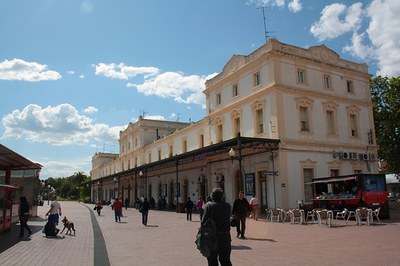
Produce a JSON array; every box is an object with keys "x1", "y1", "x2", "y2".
[{"x1": 201, "y1": 188, "x2": 232, "y2": 266}]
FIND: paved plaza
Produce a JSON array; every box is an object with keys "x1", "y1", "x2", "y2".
[{"x1": 1, "y1": 201, "x2": 400, "y2": 266}]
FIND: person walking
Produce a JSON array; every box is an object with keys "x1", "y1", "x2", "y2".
[
  {"x1": 202, "y1": 188, "x2": 232, "y2": 266},
  {"x1": 139, "y1": 197, "x2": 150, "y2": 226},
  {"x1": 124, "y1": 197, "x2": 129, "y2": 210},
  {"x1": 185, "y1": 197, "x2": 194, "y2": 221},
  {"x1": 232, "y1": 191, "x2": 250, "y2": 239},
  {"x1": 110, "y1": 197, "x2": 115, "y2": 210},
  {"x1": 113, "y1": 197, "x2": 123, "y2": 222},
  {"x1": 95, "y1": 199, "x2": 103, "y2": 216},
  {"x1": 249, "y1": 194, "x2": 260, "y2": 221},
  {"x1": 18, "y1": 196, "x2": 33, "y2": 238},
  {"x1": 196, "y1": 196, "x2": 205, "y2": 220},
  {"x1": 46, "y1": 195, "x2": 62, "y2": 226}
]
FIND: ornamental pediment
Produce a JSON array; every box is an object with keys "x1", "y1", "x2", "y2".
[
  {"x1": 222, "y1": 55, "x2": 246, "y2": 74},
  {"x1": 309, "y1": 45, "x2": 340, "y2": 64}
]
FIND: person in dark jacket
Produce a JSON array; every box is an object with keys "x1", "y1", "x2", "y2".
[
  {"x1": 185, "y1": 197, "x2": 194, "y2": 221},
  {"x1": 232, "y1": 191, "x2": 250, "y2": 239},
  {"x1": 140, "y1": 197, "x2": 150, "y2": 226},
  {"x1": 202, "y1": 188, "x2": 232, "y2": 266},
  {"x1": 19, "y1": 196, "x2": 33, "y2": 238},
  {"x1": 124, "y1": 197, "x2": 129, "y2": 210}
]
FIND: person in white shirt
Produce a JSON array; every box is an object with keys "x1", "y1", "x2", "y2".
[
  {"x1": 249, "y1": 194, "x2": 260, "y2": 221},
  {"x1": 46, "y1": 195, "x2": 62, "y2": 226}
]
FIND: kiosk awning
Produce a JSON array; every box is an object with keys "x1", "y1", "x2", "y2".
[
  {"x1": 0, "y1": 144, "x2": 42, "y2": 171},
  {"x1": 310, "y1": 176, "x2": 357, "y2": 184}
]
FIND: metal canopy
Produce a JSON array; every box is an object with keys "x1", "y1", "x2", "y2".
[
  {"x1": 87, "y1": 135, "x2": 280, "y2": 184},
  {"x1": 0, "y1": 144, "x2": 42, "y2": 171}
]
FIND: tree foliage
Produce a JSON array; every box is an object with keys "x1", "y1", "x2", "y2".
[
  {"x1": 41, "y1": 172, "x2": 91, "y2": 200},
  {"x1": 371, "y1": 76, "x2": 400, "y2": 176}
]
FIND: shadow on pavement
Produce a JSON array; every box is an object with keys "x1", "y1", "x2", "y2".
[
  {"x1": 231, "y1": 245, "x2": 252, "y2": 250},
  {"x1": 245, "y1": 237, "x2": 276, "y2": 242}
]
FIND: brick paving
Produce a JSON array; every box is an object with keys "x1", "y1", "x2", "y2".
[{"x1": 1, "y1": 201, "x2": 400, "y2": 266}]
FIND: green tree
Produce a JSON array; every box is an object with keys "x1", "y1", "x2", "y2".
[
  {"x1": 42, "y1": 172, "x2": 91, "y2": 200},
  {"x1": 371, "y1": 76, "x2": 400, "y2": 176}
]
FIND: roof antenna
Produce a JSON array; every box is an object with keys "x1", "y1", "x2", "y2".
[{"x1": 258, "y1": 6, "x2": 274, "y2": 42}]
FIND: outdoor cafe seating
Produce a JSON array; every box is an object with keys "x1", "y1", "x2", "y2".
[
  {"x1": 289, "y1": 209, "x2": 304, "y2": 224},
  {"x1": 356, "y1": 207, "x2": 372, "y2": 226},
  {"x1": 266, "y1": 208, "x2": 280, "y2": 222},
  {"x1": 371, "y1": 207, "x2": 381, "y2": 224},
  {"x1": 346, "y1": 209, "x2": 357, "y2": 223},
  {"x1": 305, "y1": 208, "x2": 319, "y2": 224},
  {"x1": 335, "y1": 208, "x2": 349, "y2": 224},
  {"x1": 316, "y1": 209, "x2": 333, "y2": 227},
  {"x1": 279, "y1": 208, "x2": 291, "y2": 223}
]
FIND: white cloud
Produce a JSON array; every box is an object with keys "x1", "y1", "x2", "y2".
[
  {"x1": 247, "y1": 0, "x2": 285, "y2": 8},
  {"x1": 67, "y1": 70, "x2": 75, "y2": 75},
  {"x1": 310, "y1": 3, "x2": 364, "y2": 41},
  {"x1": 79, "y1": 74, "x2": 85, "y2": 79},
  {"x1": 288, "y1": 0, "x2": 302, "y2": 13},
  {"x1": 39, "y1": 159, "x2": 91, "y2": 179},
  {"x1": 338, "y1": 0, "x2": 400, "y2": 77},
  {"x1": 127, "y1": 72, "x2": 217, "y2": 107},
  {"x1": 144, "y1": 115, "x2": 165, "y2": 120},
  {"x1": 1, "y1": 103, "x2": 124, "y2": 146},
  {"x1": 247, "y1": 0, "x2": 302, "y2": 12},
  {"x1": 80, "y1": 1, "x2": 94, "y2": 14},
  {"x1": 83, "y1": 106, "x2": 98, "y2": 114},
  {"x1": 94, "y1": 61, "x2": 218, "y2": 107},
  {"x1": 94, "y1": 63, "x2": 159, "y2": 80},
  {"x1": 0, "y1": 58, "x2": 61, "y2": 82}
]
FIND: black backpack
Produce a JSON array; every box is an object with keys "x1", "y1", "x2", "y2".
[{"x1": 195, "y1": 206, "x2": 217, "y2": 257}]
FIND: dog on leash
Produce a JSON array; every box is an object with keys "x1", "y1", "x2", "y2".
[{"x1": 61, "y1": 216, "x2": 76, "y2": 235}]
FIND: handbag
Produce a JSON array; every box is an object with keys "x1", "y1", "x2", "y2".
[{"x1": 230, "y1": 215, "x2": 237, "y2": 227}]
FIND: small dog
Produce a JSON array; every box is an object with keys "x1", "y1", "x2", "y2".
[{"x1": 61, "y1": 216, "x2": 76, "y2": 235}]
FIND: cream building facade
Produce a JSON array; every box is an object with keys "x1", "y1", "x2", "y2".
[{"x1": 90, "y1": 39, "x2": 378, "y2": 211}]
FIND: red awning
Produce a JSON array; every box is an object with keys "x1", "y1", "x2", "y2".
[{"x1": 310, "y1": 176, "x2": 357, "y2": 184}]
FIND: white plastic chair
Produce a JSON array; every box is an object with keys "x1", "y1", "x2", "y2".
[
  {"x1": 346, "y1": 209, "x2": 357, "y2": 223},
  {"x1": 290, "y1": 209, "x2": 304, "y2": 224},
  {"x1": 371, "y1": 207, "x2": 381, "y2": 223},
  {"x1": 335, "y1": 208, "x2": 349, "y2": 224},
  {"x1": 270, "y1": 208, "x2": 280, "y2": 222},
  {"x1": 356, "y1": 207, "x2": 371, "y2": 226},
  {"x1": 317, "y1": 209, "x2": 333, "y2": 227}
]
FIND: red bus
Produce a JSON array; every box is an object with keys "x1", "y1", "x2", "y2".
[{"x1": 312, "y1": 174, "x2": 389, "y2": 218}]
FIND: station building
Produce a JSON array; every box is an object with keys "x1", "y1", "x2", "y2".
[{"x1": 90, "y1": 39, "x2": 378, "y2": 211}]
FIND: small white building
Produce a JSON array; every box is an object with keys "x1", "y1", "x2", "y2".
[{"x1": 91, "y1": 39, "x2": 378, "y2": 211}]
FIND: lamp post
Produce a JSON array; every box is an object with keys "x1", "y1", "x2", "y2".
[
  {"x1": 139, "y1": 170, "x2": 146, "y2": 197},
  {"x1": 97, "y1": 181, "x2": 100, "y2": 200},
  {"x1": 229, "y1": 147, "x2": 244, "y2": 192},
  {"x1": 86, "y1": 184, "x2": 90, "y2": 203}
]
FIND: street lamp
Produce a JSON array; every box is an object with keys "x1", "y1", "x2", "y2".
[
  {"x1": 97, "y1": 181, "x2": 100, "y2": 200},
  {"x1": 139, "y1": 171, "x2": 145, "y2": 197},
  {"x1": 229, "y1": 147, "x2": 244, "y2": 192}
]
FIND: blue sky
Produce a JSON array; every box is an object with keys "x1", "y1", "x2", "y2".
[{"x1": 1, "y1": 0, "x2": 399, "y2": 179}]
